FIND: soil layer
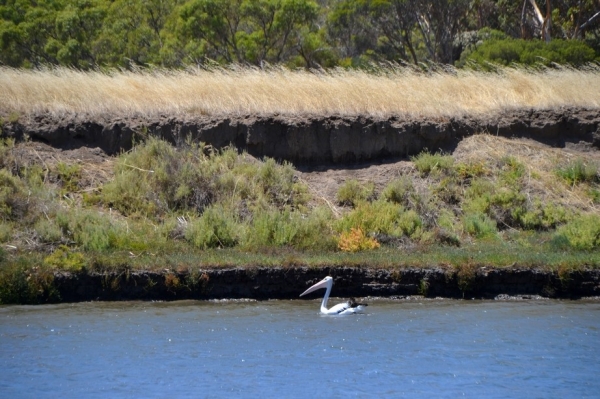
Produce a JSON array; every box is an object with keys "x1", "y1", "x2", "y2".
[
  {"x1": 54, "y1": 266, "x2": 600, "y2": 302},
  {"x1": 3, "y1": 108, "x2": 599, "y2": 165}
]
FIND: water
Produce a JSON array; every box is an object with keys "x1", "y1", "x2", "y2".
[{"x1": 1, "y1": 299, "x2": 599, "y2": 399}]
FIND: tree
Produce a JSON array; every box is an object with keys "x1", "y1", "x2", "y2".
[
  {"x1": 93, "y1": 0, "x2": 176, "y2": 67},
  {"x1": 240, "y1": 0, "x2": 319, "y2": 65},
  {"x1": 521, "y1": 0, "x2": 552, "y2": 42}
]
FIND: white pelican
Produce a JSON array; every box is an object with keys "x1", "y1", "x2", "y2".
[{"x1": 299, "y1": 276, "x2": 368, "y2": 315}]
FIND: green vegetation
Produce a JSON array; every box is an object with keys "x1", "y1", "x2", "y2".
[
  {"x1": 1, "y1": 135, "x2": 600, "y2": 304},
  {"x1": 1, "y1": 0, "x2": 599, "y2": 69},
  {"x1": 461, "y1": 38, "x2": 598, "y2": 68}
]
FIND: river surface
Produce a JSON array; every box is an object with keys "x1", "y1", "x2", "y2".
[{"x1": 1, "y1": 299, "x2": 599, "y2": 398}]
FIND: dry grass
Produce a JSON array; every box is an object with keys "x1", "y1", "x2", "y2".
[
  {"x1": 453, "y1": 134, "x2": 600, "y2": 213},
  {"x1": 1, "y1": 65, "x2": 600, "y2": 119}
]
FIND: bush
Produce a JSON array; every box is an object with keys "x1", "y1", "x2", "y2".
[
  {"x1": 462, "y1": 38, "x2": 598, "y2": 67},
  {"x1": 185, "y1": 205, "x2": 240, "y2": 249},
  {"x1": 337, "y1": 200, "x2": 422, "y2": 238},
  {"x1": 101, "y1": 138, "x2": 308, "y2": 218},
  {"x1": 0, "y1": 169, "x2": 31, "y2": 221},
  {"x1": 54, "y1": 162, "x2": 81, "y2": 194},
  {"x1": 243, "y1": 209, "x2": 299, "y2": 248},
  {"x1": 556, "y1": 158, "x2": 598, "y2": 185},
  {"x1": 338, "y1": 228, "x2": 380, "y2": 252},
  {"x1": 0, "y1": 260, "x2": 60, "y2": 304},
  {"x1": 554, "y1": 214, "x2": 600, "y2": 250},
  {"x1": 291, "y1": 206, "x2": 337, "y2": 251},
  {"x1": 412, "y1": 151, "x2": 454, "y2": 177},
  {"x1": 336, "y1": 179, "x2": 375, "y2": 206},
  {"x1": 517, "y1": 201, "x2": 569, "y2": 230},
  {"x1": 56, "y1": 209, "x2": 123, "y2": 251},
  {"x1": 382, "y1": 177, "x2": 415, "y2": 206},
  {"x1": 463, "y1": 213, "x2": 497, "y2": 238},
  {"x1": 44, "y1": 245, "x2": 86, "y2": 272}
]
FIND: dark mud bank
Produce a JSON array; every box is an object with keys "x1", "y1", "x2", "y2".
[
  {"x1": 54, "y1": 267, "x2": 600, "y2": 302},
  {"x1": 4, "y1": 108, "x2": 600, "y2": 164}
]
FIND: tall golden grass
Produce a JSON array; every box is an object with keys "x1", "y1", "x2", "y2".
[{"x1": 1, "y1": 65, "x2": 600, "y2": 119}]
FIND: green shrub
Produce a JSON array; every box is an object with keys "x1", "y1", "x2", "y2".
[
  {"x1": 56, "y1": 209, "x2": 122, "y2": 251},
  {"x1": 554, "y1": 214, "x2": 600, "y2": 250},
  {"x1": 463, "y1": 213, "x2": 497, "y2": 238},
  {"x1": 34, "y1": 218, "x2": 64, "y2": 244},
  {"x1": 54, "y1": 162, "x2": 81, "y2": 193},
  {"x1": 336, "y1": 179, "x2": 375, "y2": 206},
  {"x1": 0, "y1": 260, "x2": 60, "y2": 304},
  {"x1": 412, "y1": 151, "x2": 454, "y2": 177},
  {"x1": 257, "y1": 158, "x2": 308, "y2": 208},
  {"x1": 0, "y1": 138, "x2": 16, "y2": 169},
  {"x1": 43, "y1": 245, "x2": 86, "y2": 271},
  {"x1": 381, "y1": 177, "x2": 415, "y2": 205},
  {"x1": 244, "y1": 208, "x2": 299, "y2": 248},
  {"x1": 433, "y1": 176, "x2": 462, "y2": 205},
  {"x1": 499, "y1": 156, "x2": 525, "y2": 187},
  {"x1": 0, "y1": 169, "x2": 31, "y2": 221},
  {"x1": 456, "y1": 160, "x2": 487, "y2": 179},
  {"x1": 556, "y1": 158, "x2": 598, "y2": 185},
  {"x1": 463, "y1": 178, "x2": 494, "y2": 214},
  {"x1": 588, "y1": 187, "x2": 600, "y2": 204},
  {"x1": 0, "y1": 222, "x2": 12, "y2": 242},
  {"x1": 101, "y1": 138, "x2": 308, "y2": 217},
  {"x1": 518, "y1": 201, "x2": 569, "y2": 230},
  {"x1": 462, "y1": 38, "x2": 598, "y2": 67},
  {"x1": 337, "y1": 200, "x2": 422, "y2": 238},
  {"x1": 291, "y1": 206, "x2": 337, "y2": 251},
  {"x1": 185, "y1": 205, "x2": 240, "y2": 249}
]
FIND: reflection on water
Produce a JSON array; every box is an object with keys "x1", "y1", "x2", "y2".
[{"x1": 1, "y1": 299, "x2": 599, "y2": 398}]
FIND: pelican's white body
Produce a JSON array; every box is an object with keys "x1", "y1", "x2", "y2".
[{"x1": 299, "y1": 276, "x2": 367, "y2": 315}]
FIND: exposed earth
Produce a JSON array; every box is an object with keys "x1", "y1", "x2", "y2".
[{"x1": 4, "y1": 107, "x2": 600, "y2": 207}]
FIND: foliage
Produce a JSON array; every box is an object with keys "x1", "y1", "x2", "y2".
[
  {"x1": 54, "y1": 162, "x2": 81, "y2": 194},
  {"x1": 554, "y1": 214, "x2": 600, "y2": 250},
  {"x1": 412, "y1": 151, "x2": 454, "y2": 177},
  {"x1": 44, "y1": 245, "x2": 86, "y2": 272},
  {"x1": 463, "y1": 213, "x2": 497, "y2": 239},
  {"x1": 185, "y1": 205, "x2": 240, "y2": 249},
  {"x1": 462, "y1": 38, "x2": 598, "y2": 67},
  {"x1": 555, "y1": 158, "x2": 598, "y2": 185},
  {"x1": 0, "y1": 260, "x2": 60, "y2": 304},
  {"x1": 0, "y1": 168, "x2": 32, "y2": 221},
  {"x1": 336, "y1": 179, "x2": 375, "y2": 206},
  {"x1": 1, "y1": 0, "x2": 598, "y2": 69},
  {"x1": 381, "y1": 177, "x2": 415, "y2": 206},
  {"x1": 337, "y1": 227, "x2": 380, "y2": 252},
  {"x1": 337, "y1": 200, "x2": 422, "y2": 239},
  {"x1": 101, "y1": 137, "x2": 307, "y2": 218}
]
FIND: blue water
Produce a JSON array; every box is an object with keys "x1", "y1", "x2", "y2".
[{"x1": 1, "y1": 299, "x2": 599, "y2": 398}]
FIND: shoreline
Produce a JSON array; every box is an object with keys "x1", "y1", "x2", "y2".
[{"x1": 50, "y1": 266, "x2": 600, "y2": 303}]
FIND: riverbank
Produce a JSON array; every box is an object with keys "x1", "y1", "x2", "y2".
[
  {"x1": 1, "y1": 91, "x2": 600, "y2": 303},
  {"x1": 45, "y1": 266, "x2": 600, "y2": 302}
]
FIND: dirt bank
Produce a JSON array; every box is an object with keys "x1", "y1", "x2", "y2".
[
  {"x1": 3, "y1": 107, "x2": 600, "y2": 303},
  {"x1": 3, "y1": 108, "x2": 599, "y2": 165},
  {"x1": 52, "y1": 266, "x2": 600, "y2": 302}
]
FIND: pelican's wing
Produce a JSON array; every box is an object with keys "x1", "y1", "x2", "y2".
[{"x1": 325, "y1": 302, "x2": 351, "y2": 315}]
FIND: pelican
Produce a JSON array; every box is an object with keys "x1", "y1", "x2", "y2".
[{"x1": 299, "y1": 276, "x2": 368, "y2": 315}]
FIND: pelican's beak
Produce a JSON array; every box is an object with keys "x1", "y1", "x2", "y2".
[{"x1": 299, "y1": 278, "x2": 329, "y2": 297}]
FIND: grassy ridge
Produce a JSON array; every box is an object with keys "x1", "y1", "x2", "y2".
[
  {"x1": 1, "y1": 132, "x2": 600, "y2": 303},
  {"x1": 2, "y1": 65, "x2": 600, "y2": 119}
]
